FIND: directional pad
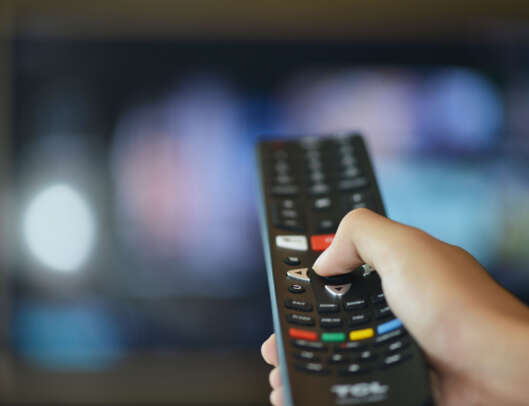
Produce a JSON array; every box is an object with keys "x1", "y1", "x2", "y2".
[
  {"x1": 287, "y1": 268, "x2": 311, "y2": 283},
  {"x1": 325, "y1": 284, "x2": 351, "y2": 296}
]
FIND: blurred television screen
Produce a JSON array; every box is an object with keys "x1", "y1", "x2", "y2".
[{"x1": 4, "y1": 37, "x2": 529, "y2": 402}]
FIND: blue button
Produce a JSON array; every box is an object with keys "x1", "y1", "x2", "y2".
[{"x1": 377, "y1": 318, "x2": 402, "y2": 335}]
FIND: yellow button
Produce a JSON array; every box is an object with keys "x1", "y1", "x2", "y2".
[{"x1": 349, "y1": 328, "x2": 374, "y2": 341}]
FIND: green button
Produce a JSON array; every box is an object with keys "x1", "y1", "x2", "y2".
[{"x1": 321, "y1": 332, "x2": 346, "y2": 342}]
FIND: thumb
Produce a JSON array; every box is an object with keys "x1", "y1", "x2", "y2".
[{"x1": 312, "y1": 208, "x2": 407, "y2": 278}]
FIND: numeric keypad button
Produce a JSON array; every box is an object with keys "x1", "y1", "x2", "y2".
[
  {"x1": 297, "y1": 362, "x2": 329, "y2": 375},
  {"x1": 381, "y1": 351, "x2": 411, "y2": 368},
  {"x1": 357, "y1": 350, "x2": 376, "y2": 362},
  {"x1": 329, "y1": 353, "x2": 349, "y2": 364},
  {"x1": 339, "y1": 363, "x2": 370, "y2": 376},
  {"x1": 387, "y1": 338, "x2": 410, "y2": 353},
  {"x1": 294, "y1": 351, "x2": 319, "y2": 362}
]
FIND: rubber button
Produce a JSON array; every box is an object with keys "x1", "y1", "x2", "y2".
[
  {"x1": 289, "y1": 328, "x2": 318, "y2": 341},
  {"x1": 344, "y1": 299, "x2": 367, "y2": 311},
  {"x1": 374, "y1": 328, "x2": 405, "y2": 345},
  {"x1": 287, "y1": 313, "x2": 315, "y2": 326},
  {"x1": 284, "y1": 256, "x2": 301, "y2": 266},
  {"x1": 321, "y1": 332, "x2": 346, "y2": 343},
  {"x1": 288, "y1": 284, "x2": 305, "y2": 294},
  {"x1": 377, "y1": 318, "x2": 403, "y2": 335},
  {"x1": 318, "y1": 303, "x2": 339, "y2": 314},
  {"x1": 287, "y1": 268, "x2": 310, "y2": 283},
  {"x1": 310, "y1": 234, "x2": 334, "y2": 251},
  {"x1": 276, "y1": 235, "x2": 308, "y2": 251},
  {"x1": 285, "y1": 299, "x2": 313, "y2": 312},
  {"x1": 349, "y1": 328, "x2": 374, "y2": 341},
  {"x1": 350, "y1": 313, "x2": 371, "y2": 326}
]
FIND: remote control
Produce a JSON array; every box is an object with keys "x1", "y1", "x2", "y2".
[{"x1": 256, "y1": 133, "x2": 432, "y2": 406}]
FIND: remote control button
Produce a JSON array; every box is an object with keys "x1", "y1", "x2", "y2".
[
  {"x1": 310, "y1": 171, "x2": 326, "y2": 183},
  {"x1": 339, "y1": 363, "x2": 370, "y2": 376},
  {"x1": 340, "y1": 155, "x2": 357, "y2": 167},
  {"x1": 349, "y1": 313, "x2": 371, "y2": 326},
  {"x1": 271, "y1": 185, "x2": 299, "y2": 196},
  {"x1": 338, "y1": 177, "x2": 369, "y2": 191},
  {"x1": 349, "y1": 192, "x2": 367, "y2": 203},
  {"x1": 310, "y1": 234, "x2": 334, "y2": 251},
  {"x1": 321, "y1": 332, "x2": 346, "y2": 343},
  {"x1": 329, "y1": 353, "x2": 349, "y2": 364},
  {"x1": 335, "y1": 341, "x2": 368, "y2": 352},
  {"x1": 280, "y1": 209, "x2": 299, "y2": 219},
  {"x1": 374, "y1": 328, "x2": 405, "y2": 345},
  {"x1": 308, "y1": 183, "x2": 330, "y2": 196},
  {"x1": 285, "y1": 299, "x2": 313, "y2": 312},
  {"x1": 313, "y1": 197, "x2": 332, "y2": 210},
  {"x1": 276, "y1": 235, "x2": 308, "y2": 251},
  {"x1": 294, "y1": 351, "x2": 319, "y2": 361},
  {"x1": 276, "y1": 219, "x2": 305, "y2": 232},
  {"x1": 280, "y1": 199, "x2": 296, "y2": 209},
  {"x1": 349, "y1": 328, "x2": 374, "y2": 341},
  {"x1": 357, "y1": 350, "x2": 376, "y2": 362},
  {"x1": 286, "y1": 268, "x2": 310, "y2": 283},
  {"x1": 387, "y1": 338, "x2": 410, "y2": 353},
  {"x1": 297, "y1": 362, "x2": 328, "y2": 375},
  {"x1": 318, "y1": 303, "x2": 339, "y2": 314},
  {"x1": 371, "y1": 293, "x2": 385, "y2": 304},
  {"x1": 274, "y1": 175, "x2": 294, "y2": 184},
  {"x1": 375, "y1": 305, "x2": 393, "y2": 319},
  {"x1": 377, "y1": 318, "x2": 403, "y2": 335},
  {"x1": 340, "y1": 166, "x2": 361, "y2": 179},
  {"x1": 288, "y1": 284, "x2": 305, "y2": 294},
  {"x1": 344, "y1": 298, "x2": 367, "y2": 311},
  {"x1": 318, "y1": 219, "x2": 335, "y2": 233},
  {"x1": 292, "y1": 339, "x2": 326, "y2": 351},
  {"x1": 289, "y1": 328, "x2": 318, "y2": 341},
  {"x1": 287, "y1": 313, "x2": 315, "y2": 326},
  {"x1": 325, "y1": 284, "x2": 351, "y2": 296},
  {"x1": 274, "y1": 161, "x2": 290, "y2": 173},
  {"x1": 284, "y1": 256, "x2": 301, "y2": 266},
  {"x1": 381, "y1": 352, "x2": 411, "y2": 368},
  {"x1": 320, "y1": 317, "x2": 343, "y2": 328}
]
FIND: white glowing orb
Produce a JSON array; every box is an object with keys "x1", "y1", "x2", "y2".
[{"x1": 24, "y1": 184, "x2": 95, "y2": 272}]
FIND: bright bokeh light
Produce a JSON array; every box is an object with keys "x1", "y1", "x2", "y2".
[{"x1": 23, "y1": 184, "x2": 95, "y2": 272}]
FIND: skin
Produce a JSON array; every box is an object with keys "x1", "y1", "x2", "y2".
[{"x1": 261, "y1": 208, "x2": 529, "y2": 406}]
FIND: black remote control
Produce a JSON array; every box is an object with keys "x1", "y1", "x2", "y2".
[{"x1": 256, "y1": 133, "x2": 432, "y2": 406}]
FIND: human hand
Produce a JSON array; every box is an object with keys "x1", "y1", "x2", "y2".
[{"x1": 262, "y1": 208, "x2": 529, "y2": 406}]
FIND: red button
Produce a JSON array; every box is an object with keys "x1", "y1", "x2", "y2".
[
  {"x1": 310, "y1": 234, "x2": 335, "y2": 251},
  {"x1": 289, "y1": 328, "x2": 318, "y2": 341}
]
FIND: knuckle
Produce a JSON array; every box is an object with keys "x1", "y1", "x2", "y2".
[{"x1": 341, "y1": 207, "x2": 373, "y2": 226}]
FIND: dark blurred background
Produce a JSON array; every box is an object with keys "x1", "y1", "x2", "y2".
[{"x1": 1, "y1": 0, "x2": 529, "y2": 404}]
